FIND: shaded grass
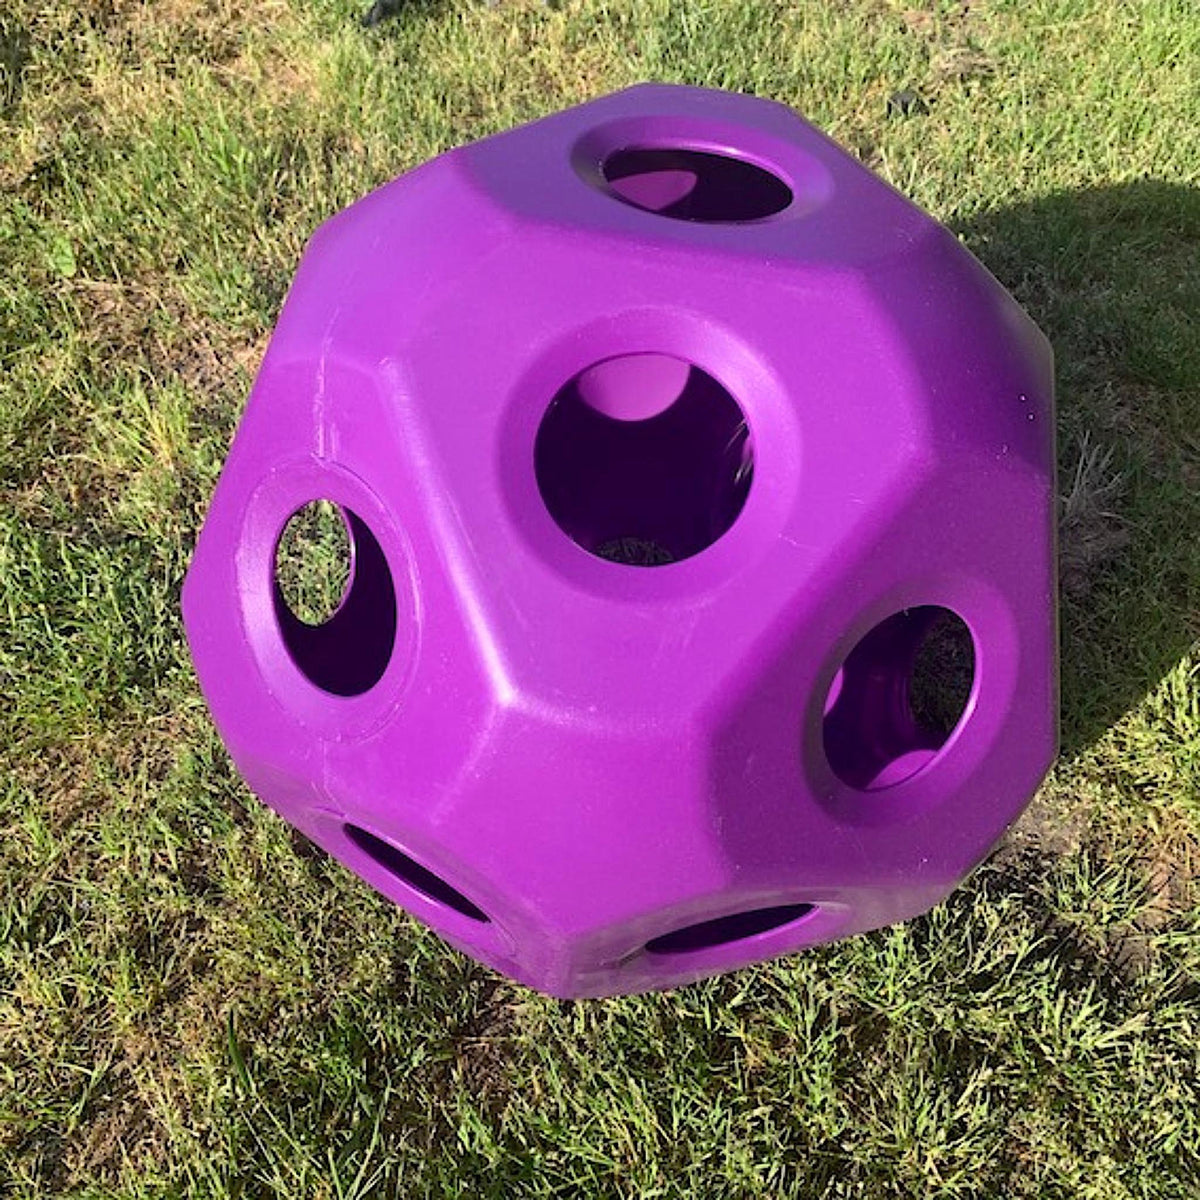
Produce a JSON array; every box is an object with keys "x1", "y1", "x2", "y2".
[{"x1": 1, "y1": 0, "x2": 1198, "y2": 1195}]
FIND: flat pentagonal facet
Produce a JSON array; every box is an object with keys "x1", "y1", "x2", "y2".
[{"x1": 183, "y1": 85, "x2": 1056, "y2": 998}]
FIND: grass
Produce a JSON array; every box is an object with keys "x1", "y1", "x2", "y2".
[{"x1": 1, "y1": 0, "x2": 1198, "y2": 1194}]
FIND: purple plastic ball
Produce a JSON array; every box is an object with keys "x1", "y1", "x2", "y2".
[{"x1": 183, "y1": 85, "x2": 1058, "y2": 998}]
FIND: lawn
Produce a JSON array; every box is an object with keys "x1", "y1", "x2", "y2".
[{"x1": 2, "y1": 0, "x2": 1199, "y2": 1195}]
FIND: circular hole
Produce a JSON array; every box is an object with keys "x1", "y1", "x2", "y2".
[
  {"x1": 344, "y1": 824, "x2": 490, "y2": 923},
  {"x1": 822, "y1": 606, "x2": 976, "y2": 792},
  {"x1": 646, "y1": 903, "x2": 816, "y2": 955},
  {"x1": 534, "y1": 354, "x2": 753, "y2": 567},
  {"x1": 275, "y1": 500, "x2": 352, "y2": 626},
  {"x1": 599, "y1": 146, "x2": 793, "y2": 223},
  {"x1": 273, "y1": 502, "x2": 396, "y2": 696}
]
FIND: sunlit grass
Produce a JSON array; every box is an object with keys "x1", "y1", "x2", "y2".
[{"x1": 1, "y1": 0, "x2": 1197, "y2": 1195}]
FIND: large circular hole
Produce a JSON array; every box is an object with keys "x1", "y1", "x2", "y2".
[
  {"x1": 646, "y1": 903, "x2": 816, "y2": 955},
  {"x1": 273, "y1": 502, "x2": 396, "y2": 696},
  {"x1": 534, "y1": 354, "x2": 753, "y2": 566},
  {"x1": 599, "y1": 147, "x2": 793, "y2": 223},
  {"x1": 344, "y1": 825, "x2": 490, "y2": 923},
  {"x1": 822, "y1": 607, "x2": 976, "y2": 792}
]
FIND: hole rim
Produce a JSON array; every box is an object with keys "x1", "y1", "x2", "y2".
[
  {"x1": 821, "y1": 604, "x2": 979, "y2": 796},
  {"x1": 569, "y1": 114, "x2": 835, "y2": 231},
  {"x1": 533, "y1": 352, "x2": 755, "y2": 569},
  {"x1": 342, "y1": 822, "x2": 491, "y2": 925},
  {"x1": 498, "y1": 313, "x2": 802, "y2": 602},
  {"x1": 237, "y1": 465, "x2": 421, "y2": 738}
]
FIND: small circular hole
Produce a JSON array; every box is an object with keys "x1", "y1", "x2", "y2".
[
  {"x1": 344, "y1": 824, "x2": 490, "y2": 923},
  {"x1": 273, "y1": 502, "x2": 396, "y2": 696},
  {"x1": 599, "y1": 146, "x2": 793, "y2": 223},
  {"x1": 534, "y1": 353, "x2": 753, "y2": 566},
  {"x1": 822, "y1": 606, "x2": 976, "y2": 791},
  {"x1": 646, "y1": 903, "x2": 816, "y2": 955}
]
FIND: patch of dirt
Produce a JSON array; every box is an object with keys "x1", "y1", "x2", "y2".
[
  {"x1": 995, "y1": 786, "x2": 1090, "y2": 864},
  {"x1": 30, "y1": 272, "x2": 262, "y2": 513},
  {"x1": 899, "y1": 8, "x2": 937, "y2": 37},
  {"x1": 1058, "y1": 432, "x2": 1130, "y2": 599},
  {"x1": 1107, "y1": 818, "x2": 1199, "y2": 982},
  {"x1": 443, "y1": 980, "x2": 523, "y2": 1119},
  {"x1": 931, "y1": 42, "x2": 994, "y2": 82},
  {"x1": 894, "y1": 1, "x2": 998, "y2": 95},
  {"x1": 5, "y1": 0, "x2": 321, "y2": 184},
  {"x1": 998, "y1": 784, "x2": 1199, "y2": 987},
  {"x1": 55, "y1": 1005, "x2": 215, "y2": 1188},
  {"x1": 70, "y1": 275, "x2": 263, "y2": 397},
  {"x1": 106, "y1": 0, "x2": 247, "y2": 70},
  {"x1": 5, "y1": 735, "x2": 106, "y2": 836},
  {"x1": 61, "y1": 1076, "x2": 153, "y2": 1184}
]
